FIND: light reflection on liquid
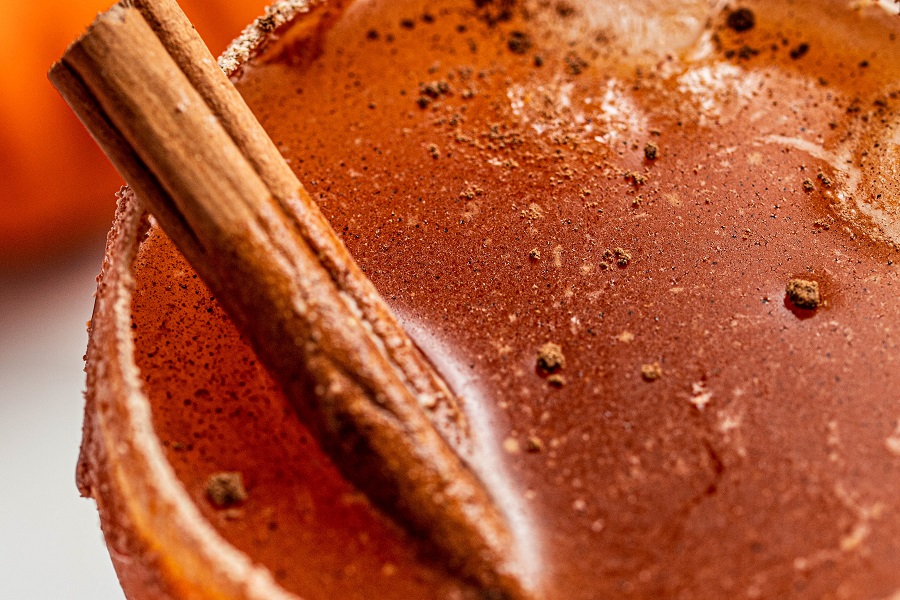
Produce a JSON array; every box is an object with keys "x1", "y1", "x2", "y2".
[{"x1": 393, "y1": 308, "x2": 545, "y2": 595}]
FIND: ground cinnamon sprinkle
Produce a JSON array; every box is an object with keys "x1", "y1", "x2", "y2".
[
  {"x1": 537, "y1": 342, "x2": 565, "y2": 372},
  {"x1": 786, "y1": 278, "x2": 821, "y2": 309},
  {"x1": 641, "y1": 363, "x2": 663, "y2": 382},
  {"x1": 206, "y1": 472, "x2": 248, "y2": 507},
  {"x1": 726, "y1": 8, "x2": 756, "y2": 33}
]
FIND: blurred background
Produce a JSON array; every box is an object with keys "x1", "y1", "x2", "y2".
[{"x1": 0, "y1": 1, "x2": 269, "y2": 597}]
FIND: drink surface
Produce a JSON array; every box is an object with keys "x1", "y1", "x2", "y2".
[{"x1": 128, "y1": 0, "x2": 900, "y2": 598}]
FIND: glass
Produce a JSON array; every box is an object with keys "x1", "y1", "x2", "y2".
[{"x1": 80, "y1": 1, "x2": 900, "y2": 598}]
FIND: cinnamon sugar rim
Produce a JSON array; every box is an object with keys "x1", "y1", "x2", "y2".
[{"x1": 218, "y1": 0, "x2": 318, "y2": 77}]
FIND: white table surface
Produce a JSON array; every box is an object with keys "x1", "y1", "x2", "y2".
[{"x1": 0, "y1": 244, "x2": 125, "y2": 599}]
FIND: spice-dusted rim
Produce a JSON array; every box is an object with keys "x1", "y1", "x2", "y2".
[
  {"x1": 79, "y1": 3, "x2": 314, "y2": 598},
  {"x1": 218, "y1": 0, "x2": 319, "y2": 77}
]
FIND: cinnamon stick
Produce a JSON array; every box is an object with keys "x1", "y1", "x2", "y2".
[{"x1": 49, "y1": 2, "x2": 531, "y2": 598}]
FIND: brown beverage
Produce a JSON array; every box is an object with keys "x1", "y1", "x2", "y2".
[{"x1": 79, "y1": 0, "x2": 900, "y2": 598}]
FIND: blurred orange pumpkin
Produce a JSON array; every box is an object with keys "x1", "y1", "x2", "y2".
[{"x1": 0, "y1": 0, "x2": 265, "y2": 269}]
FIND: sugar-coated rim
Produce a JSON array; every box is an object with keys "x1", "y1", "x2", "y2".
[{"x1": 218, "y1": 0, "x2": 320, "y2": 77}]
